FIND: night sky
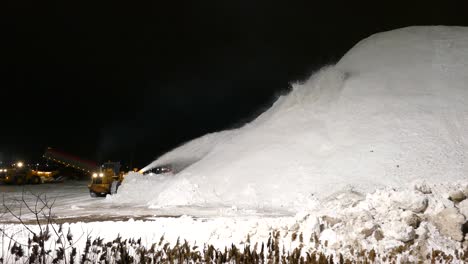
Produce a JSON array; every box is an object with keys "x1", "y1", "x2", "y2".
[{"x1": 2, "y1": 2, "x2": 468, "y2": 168}]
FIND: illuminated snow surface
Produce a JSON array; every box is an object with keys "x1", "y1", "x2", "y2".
[{"x1": 2, "y1": 26, "x2": 468, "y2": 262}]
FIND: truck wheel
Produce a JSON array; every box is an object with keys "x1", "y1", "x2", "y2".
[
  {"x1": 30, "y1": 176, "x2": 41, "y2": 185},
  {"x1": 15, "y1": 176, "x2": 25, "y2": 185},
  {"x1": 89, "y1": 191, "x2": 98, "y2": 198}
]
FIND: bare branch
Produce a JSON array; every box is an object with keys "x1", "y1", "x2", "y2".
[{"x1": 1, "y1": 196, "x2": 36, "y2": 237}]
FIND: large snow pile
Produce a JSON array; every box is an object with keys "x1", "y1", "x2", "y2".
[{"x1": 116, "y1": 26, "x2": 468, "y2": 210}]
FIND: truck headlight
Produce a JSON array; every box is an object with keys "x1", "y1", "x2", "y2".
[
  {"x1": 99, "y1": 173, "x2": 104, "y2": 177},
  {"x1": 92, "y1": 173, "x2": 98, "y2": 178}
]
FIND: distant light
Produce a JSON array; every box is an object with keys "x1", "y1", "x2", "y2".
[
  {"x1": 92, "y1": 173, "x2": 98, "y2": 178},
  {"x1": 99, "y1": 173, "x2": 104, "y2": 177},
  {"x1": 17, "y1": 162, "x2": 23, "y2": 168}
]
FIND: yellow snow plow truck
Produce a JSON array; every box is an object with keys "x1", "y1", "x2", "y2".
[
  {"x1": 0, "y1": 162, "x2": 59, "y2": 185},
  {"x1": 88, "y1": 162, "x2": 124, "y2": 197},
  {"x1": 43, "y1": 148, "x2": 125, "y2": 197}
]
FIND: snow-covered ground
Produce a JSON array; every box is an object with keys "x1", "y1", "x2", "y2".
[
  {"x1": 0, "y1": 181, "x2": 161, "y2": 223},
  {"x1": 0, "y1": 181, "x2": 289, "y2": 223},
  {"x1": 2, "y1": 26, "x2": 468, "y2": 262},
  {"x1": 1, "y1": 181, "x2": 467, "y2": 262}
]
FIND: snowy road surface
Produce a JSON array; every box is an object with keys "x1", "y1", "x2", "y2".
[
  {"x1": 0, "y1": 181, "x2": 149, "y2": 223},
  {"x1": 0, "y1": 181, "x2": 290, "y2": 223}
]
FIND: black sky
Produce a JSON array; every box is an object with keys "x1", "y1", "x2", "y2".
[{"x1": 1, "y1": 1, "x2": 468, "y2": 167}]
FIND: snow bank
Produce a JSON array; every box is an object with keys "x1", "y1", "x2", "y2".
[{"x1": 117, "y1": 26, "x2": 468, "y2": 210}]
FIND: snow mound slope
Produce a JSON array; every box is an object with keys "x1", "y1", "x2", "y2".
[{"x1": 117, "y1": 26, "x2": 468, "y2": 210}]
